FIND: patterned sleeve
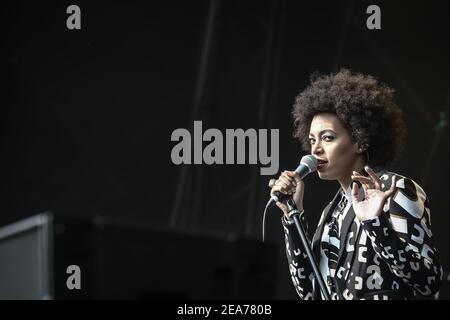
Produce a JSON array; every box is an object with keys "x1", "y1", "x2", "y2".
[
  {"x1": 360, "y1": 176, "x2": 443, "y2": 297},
  {"x1": 281, "y1": 212, "x2": 315, "y2": 300}
]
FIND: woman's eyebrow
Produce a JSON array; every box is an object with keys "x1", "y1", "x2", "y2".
[{"x1": 309, "y1": 129, "x2": 336, "y2": 136}]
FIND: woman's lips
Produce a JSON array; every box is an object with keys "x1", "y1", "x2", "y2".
[{"x1": 316, "y1": 159, "x2": 328, "y2": 171}]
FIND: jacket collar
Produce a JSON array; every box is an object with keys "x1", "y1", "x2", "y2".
[
  {"x1": 311, "y1": 184, "x2": 364, "y2": 299},
  {"x1": 312, "y1": 190, "x2": 341, "y2": 260}
]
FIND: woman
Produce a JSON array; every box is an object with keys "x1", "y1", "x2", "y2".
[{"x1": 271, "y1": 69, "x2": 443, "y2": 300}]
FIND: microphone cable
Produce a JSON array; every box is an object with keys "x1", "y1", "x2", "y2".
[
  {"x1": 262, "y1": 200, "x2": 271, "y2": 243},
  {"x1": 262, "y1": 178, "x2": 277, "y2": 242}
]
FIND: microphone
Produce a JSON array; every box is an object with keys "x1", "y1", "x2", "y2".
[{"x1": 267, "y1": 155, "x2": 318, "y2": 208}]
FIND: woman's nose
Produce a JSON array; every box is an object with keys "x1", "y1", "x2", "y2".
[{"x1": 311, "y1": 141, "x2": 323, "y2": 155}]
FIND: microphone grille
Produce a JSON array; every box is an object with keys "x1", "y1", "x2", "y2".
[{"x1": 300, "y1": 155, "x2": 318, "y2": 171}]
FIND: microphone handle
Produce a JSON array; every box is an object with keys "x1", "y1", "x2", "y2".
[
  {"x1": 268, "y1": 161, "x2": 314, "y2": 207},
  {"x1": 273, "y1": 190, "x2": 291, "y2": 203}
]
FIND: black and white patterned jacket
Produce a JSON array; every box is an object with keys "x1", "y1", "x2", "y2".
[{"x1": 282, "y1": 170, "x2": 443, "y2": 300}]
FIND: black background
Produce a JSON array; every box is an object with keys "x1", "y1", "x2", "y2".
[{"x1": 3, "y1": 0, "x2": 450, "y2": 299}]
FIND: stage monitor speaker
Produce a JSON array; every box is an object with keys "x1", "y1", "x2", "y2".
[
  {"x1": 0, "y1": 213, "x2": 53, "y2": 299},
  {"x1": 0, "y1": 213, "x2": 278, "y2": 300}
]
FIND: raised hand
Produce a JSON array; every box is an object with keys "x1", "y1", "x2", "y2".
[{"x1": 351, "y1": 166, "x2": 397, "y2": 222}]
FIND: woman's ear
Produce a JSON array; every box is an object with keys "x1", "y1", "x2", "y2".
[
  {"x1": 354, "y1": 142, "x2": 363, "y2": 154},
  {"x1": 356, "y1": 142, "x2": 368, "y2": 154}
]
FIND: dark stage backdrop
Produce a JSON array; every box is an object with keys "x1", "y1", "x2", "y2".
[{"x1": 2, "y1": 0, "x2": 450, "y2": 299}]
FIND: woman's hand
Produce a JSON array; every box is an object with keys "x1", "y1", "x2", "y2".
[
  {"x1": 270, "y1": 171, "x2": 305, "y2": 218},
  {"x1": 351, "y1": 166, "x2": 397, "y2": 222}
]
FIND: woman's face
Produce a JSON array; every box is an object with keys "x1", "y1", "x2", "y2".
[{"x1": 308, "y1": 113, "x2": 362, "y2": 182}]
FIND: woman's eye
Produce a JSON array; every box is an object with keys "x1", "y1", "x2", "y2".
[
  {"x1": 322, "y1": 135, "x2": 335, "y2": 142},
  {"x1": 309, "y1": 138, "x2": 315, "y2": 145}
]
